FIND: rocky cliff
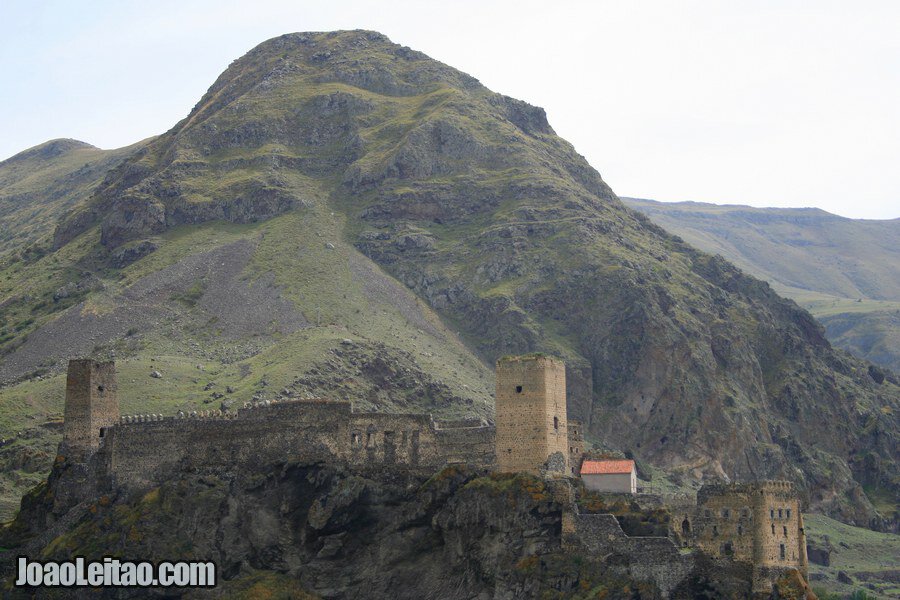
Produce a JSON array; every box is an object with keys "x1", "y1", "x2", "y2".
[{"x1": 1, "y1": 462, "x2": 775, "y2": 599}]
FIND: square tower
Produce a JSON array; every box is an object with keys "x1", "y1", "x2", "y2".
[
  {"x1": 495, "y1": 355, "x2": 568, "y2": 475},
  {"x1": 61, "y1": 359, "x2": 119, "y2": 461}
]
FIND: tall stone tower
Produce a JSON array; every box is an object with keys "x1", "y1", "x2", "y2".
[
  {"x1": 495, "y1": 354, "x2": 568, "y2": 475},
  {"x1": 61, "y1": 359, "x2": 119, "y2": 461}
]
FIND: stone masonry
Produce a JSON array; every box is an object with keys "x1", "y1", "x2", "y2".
[
  {"x1": 53, "y1": 357, "x2": 811, "y2": 597},
  {"x1": 61, "y1": 359, "x2": 119, "y2": 462},
  {"x1": 494, "y1": 355, "x2": 568, "y2": 475},
  {"x1": 672, "y1": 481, "x2": 809, "y2": 595},
  {"x1": 58, "y1": 360, "x2": 494, "y2": 497}
]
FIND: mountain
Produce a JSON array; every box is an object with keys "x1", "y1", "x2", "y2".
[
  {"x1": 621, "y1": 198, "x2": 900, "y2": 374},
  {"x1": 0, "y1": 31, "x2": 896, "y2": 531},
  {"x1": 0, "y1": 138, "x2": 147, "y2": 260}
]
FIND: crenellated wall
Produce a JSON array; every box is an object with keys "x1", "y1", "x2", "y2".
[{"x1": 81, "y1": 398, "x2": 495, "y2": 493}]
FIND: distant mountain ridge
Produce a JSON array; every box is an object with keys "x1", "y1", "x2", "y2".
[{"x1": 622, "y1": 197, "x2": 900, "y2": 374}]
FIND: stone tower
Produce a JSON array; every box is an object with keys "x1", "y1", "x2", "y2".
[
  {"x1": 749, "y1": 481, "x2": 808, "y2": 593},
  {"x1": 61, "y1": 359, "x2": 119, "y2": 461},
  {"x1": 495, "y1": 355, "x2": 568, "y2": 475},
  {"x1": 689, "y1": 480, "x2": 808, "y2": 595}
]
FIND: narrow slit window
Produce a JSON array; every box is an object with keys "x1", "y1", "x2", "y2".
[{"x1": 515, "y1": 385, "x2": 523, "y2": 393}]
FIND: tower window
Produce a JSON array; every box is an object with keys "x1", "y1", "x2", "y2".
[
  {"x1": 786, "y1": 509, "x2": 791, "y2": 519},
  {"x1": 771, "y1": 524, "x2": 775, "y2": 535},
  {"x1": 783, "y1": 526, "x2": 788, "y2": 536},
  {"x1": 553, "y1": 416, "x2": 559, "y2": 430},
  {"x1": 780, "y1": 544, "x2": 786, "y2": 560},
  {"x1": 770, "y1": 509, "x2": 775, "y2": 519},
  {"x1": 738, "y1": 525, "x2": 743, "y2": 536},
  {"x1": 515, "y1": 385, "x2": 523, "y2": 393},
  {"x1": 778, "y1": 509, "x2": 783, "y2": 518},
  {"x1": 97, "y1": 385, "x2": 105, "y2": 392}
]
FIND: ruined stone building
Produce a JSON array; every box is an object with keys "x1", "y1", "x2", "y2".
[
  {"x1": 56, "y1": 359, "x2": 494, "y2": 508},
  {"x1": 672, "y1": 481, "x2": 809, "y2": 593},
  {"x1": 54, "y1": 356, "x2": 810, "y2": 597}
]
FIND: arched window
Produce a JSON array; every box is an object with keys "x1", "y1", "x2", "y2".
[
  {"x1": 553, "y1": 416, "x2": 559, "y2": 430},
  {"x1": 681, "y1": 518, "x2": 691, "y2": 535},
  {"x1": 779, "y1": 544, "x2": 786, "y2": 560}
]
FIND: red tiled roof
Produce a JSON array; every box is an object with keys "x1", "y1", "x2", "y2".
[{"x1": 580, "y1": 459, "x2": 635, "y2": 475}]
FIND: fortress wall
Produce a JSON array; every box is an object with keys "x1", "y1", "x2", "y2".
[
  {"x1": 349, "y1": 412, "x2": 435, "y2": 467},
  {"x1": 570, "y1": 513, "x2": 694, "y2": 598},
  {"x1": 692, "y1": 487, "x2": 756, "y2": 562},
  {"x1": 100, "y1": 401, "x2": 351, "y2": 489},
  {"x1": 435, "y1": 426, "x2": 495, "y2": 466},
  {"x1": 94, "y1": 400, "x2": 495, "y2": 492},
  {"x1": 347, "y1": 413, "x2": 494, "y2": 469}
]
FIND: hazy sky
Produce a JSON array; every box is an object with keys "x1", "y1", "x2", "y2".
[{"x1": 2, "y1": 0, "x2": 898, "y2": 219}]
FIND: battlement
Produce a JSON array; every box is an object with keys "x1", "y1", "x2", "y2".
[
  {"x1": 697, "y1": 480, "x2": 794, "y2": 504},
  {"x1": 55, "y1": 360, "x2": 496, "y2": 494}
]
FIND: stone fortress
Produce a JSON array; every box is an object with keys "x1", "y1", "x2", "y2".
[{"x1": 56, "y1": 354, "x2": 808, "y2": 597}]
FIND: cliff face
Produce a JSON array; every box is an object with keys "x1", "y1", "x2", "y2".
[
  {"x1": 3, "y1": 462, "x2": 761, "y2": 599},
  {"x1": 1, "y1": 31, "x2": 897, "y2": 528}
]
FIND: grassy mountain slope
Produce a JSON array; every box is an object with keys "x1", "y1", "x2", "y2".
[
  {"x1": 0, "y1": 31, "x2": 897, "y2": 531},
  {"x1": 0, "y1": 138, "x2": 146, "y2": 259},
  {"x1": 622, "y1": 198, "x2": 900, "y2": 374}
]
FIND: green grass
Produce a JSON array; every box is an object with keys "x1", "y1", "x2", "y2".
[{"x1": 805, "y1": 514, "x2": 900, "y2": 599}]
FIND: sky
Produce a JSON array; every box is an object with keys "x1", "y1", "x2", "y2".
[{"x1": 1, "y1": 0, "x2": 898, "y2": 219}]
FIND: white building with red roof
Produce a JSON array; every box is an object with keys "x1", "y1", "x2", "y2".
[{"x1": 580, "y1": 459, "x2": 636, "y2": 494}]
